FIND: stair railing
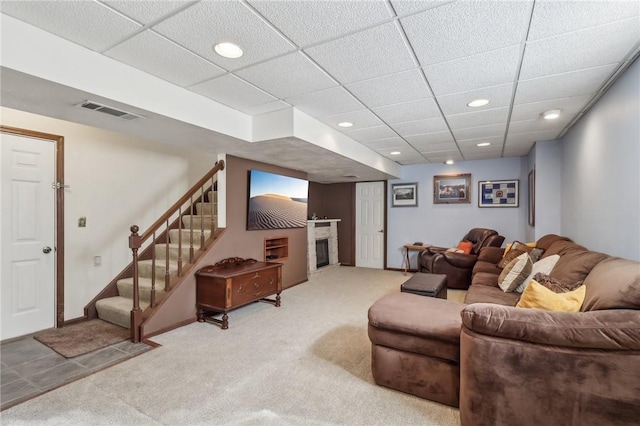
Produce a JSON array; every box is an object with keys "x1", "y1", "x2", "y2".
[{"x1": 128, "y1": 159, "x2": 224, "y2": 342}]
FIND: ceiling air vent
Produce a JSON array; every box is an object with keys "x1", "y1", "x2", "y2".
[{"x1": 78, "y1": 101, "x2": 145, "y2": 121}]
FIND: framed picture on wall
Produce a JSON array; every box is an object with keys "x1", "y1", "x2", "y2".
[
  {"x1": 433, "y1": 174, "x2": 471, "y2": 204},
  {"x1": 391, "y1": 182, "x2": 418, "y2": 207},
  {"x1": 478, "y1": 179, "x2": 519, "y2": 208}
]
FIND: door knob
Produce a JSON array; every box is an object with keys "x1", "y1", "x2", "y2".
[
  {"x1": 378, "y1": 230, "x2": 384, "y2": 233},
  {"x1": 43, "y1": 246, "x2": 52, "y2": 254}
]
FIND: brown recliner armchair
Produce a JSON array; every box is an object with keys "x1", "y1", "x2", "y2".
[{"x1": 419, "y1": 228, "x2": 504, "y2": 289}]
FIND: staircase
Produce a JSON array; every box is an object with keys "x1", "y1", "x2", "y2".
[{"x1": 85, "y1": 160, "x2": 225, "y2": 341}]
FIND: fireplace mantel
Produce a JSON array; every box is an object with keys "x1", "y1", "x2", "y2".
[{"x1": 307, "y1": 219, "x2": 341, "y2": 275}]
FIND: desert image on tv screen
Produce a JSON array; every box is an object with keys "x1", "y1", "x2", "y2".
[{"x1": 247, "y1": 170, "x2": 308, "y2": 230}]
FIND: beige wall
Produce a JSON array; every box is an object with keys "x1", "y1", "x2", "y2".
[
  {"x1": 1, "y1": 107, "x2": 218, "y2": 321},
  {"x1": 143, "y1": 155, "x2": 309, "y2": 337}
]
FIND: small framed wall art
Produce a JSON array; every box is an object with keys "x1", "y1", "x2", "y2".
[
  {"x1": 478, "y1": 179, "x2": 519, "y2": 207},
  {"x1": 391, "y1": 182, "x2": 418, "y2": 207},
  {"x1": 433, "y1": 173, "x2": 471, "y2": 204}
]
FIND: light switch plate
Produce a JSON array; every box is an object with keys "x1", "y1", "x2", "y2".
[{"x1": 78, "y1": 217, "x2": 86, "y2": 227}]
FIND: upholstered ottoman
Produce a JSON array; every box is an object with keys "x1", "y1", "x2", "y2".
[
  {"x1": 401, "y1": 273, "x2": 447, "y2": 299},
  {"x1": 367, "y1": 293, "x2": 465, "y2": 407}
]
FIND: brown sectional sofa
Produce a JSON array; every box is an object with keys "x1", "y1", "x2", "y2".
[{"x1": 368, "y1": 234, "x2": 640, "y2": 425}]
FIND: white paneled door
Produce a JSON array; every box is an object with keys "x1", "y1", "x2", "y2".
[
  {"x1": 356, "y1": 181, "x2": 385, "y2": 269},
  {"x1": 1, "y1": 132, "x2": 56, "y2": 340}
]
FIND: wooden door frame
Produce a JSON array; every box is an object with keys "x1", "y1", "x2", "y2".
[
  {"x1": 1, "y1": 125, "x2": 65, "y2": 328},
  {"x1": 355, "y1": 180, "x2": 387, "y2": 269}
]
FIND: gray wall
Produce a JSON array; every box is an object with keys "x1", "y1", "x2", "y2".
[
  {"x1": 533, "y1": 139, "x2": 563, "y2": 240},
  {"x1": 385, "y1": 58, "x2": 640, "y2": 267},
  {"x1": 387, "y1": 157, "x2": 528, "y2": 269},
  {"x1": 560, "y1": 59, "x2": 640, "y2": 260}
]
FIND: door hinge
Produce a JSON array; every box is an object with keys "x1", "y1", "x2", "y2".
[{"x1": 52, "y1": 182, "x2": 70, "y2": 190}]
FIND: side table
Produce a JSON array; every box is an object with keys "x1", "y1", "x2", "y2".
[{"x1": 403, "y1": 243, "x2": 430, "y2": 275}]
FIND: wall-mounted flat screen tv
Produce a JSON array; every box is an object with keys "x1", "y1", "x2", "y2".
[{"x1": 247, "y1": 169, "x2": 309, "y2": 230}]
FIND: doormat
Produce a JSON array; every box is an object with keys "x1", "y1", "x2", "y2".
[{"x1": 34, "y1": 319, "x2": 130, "y2": 358}]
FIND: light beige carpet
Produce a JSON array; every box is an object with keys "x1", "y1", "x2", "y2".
[{"x1": 1, "y1": 267, "x2": 462, "y2": 426}]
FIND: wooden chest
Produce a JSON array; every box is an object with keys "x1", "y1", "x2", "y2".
[{"x1": 195, "y1": 260, "x2": 282, "y2": 329}]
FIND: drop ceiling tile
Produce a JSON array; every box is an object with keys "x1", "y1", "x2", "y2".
[
  {"x1": 436, "y1": 83, "x2": 514, "y2": 116},
  {"x1": 391, "y1": 117, "x2": 448, "y2": 137},
  {"x1": 285, "y1": 87, "x2": 363, "y2": 117},
  {"x1": 240, "y1": 101, "x2": 290, "y2": 116},
  {"x1": 346, "y1": 126, "x2": 397, "y2": 142},
  {"x1": 305, "y1": 21, "x2": 416, "y2": 84},
  {"x1": 105, "y1": 30, "x2": 225, "y2": 87},
  {"x1": 453, "y1": 123, "x2": 506, "y2": 141},
  {"x1": 391, "y1": 0, "x2": 455, "y2": 17},
  {"x1": 515, "y1": 64, "x2": 617, "y2": 104},
  {"x1": 528, "y1": 0, "x2": 640, "y2": 41},
  {"x1": 425, "y1": 45, "x2": 521, "y2": 96},
  {"x1": 360, "y1": 137, "x2": 407, "y2": 150},
  {"x1": 1, "y1": 1, "x2": 141, "y2": 51},
  {"x1": 398, "y1": 157, "x2": 429, "y2": 165},
  {"x1": 405, "y1": 131, "x2": 454, "y2": 146},
  {"x1": 447, "y1": 107, "x2": 509, "y2": 131},
  {"x1": 190, "y1": 74, "x2": 277, "y2": 110},
  {"x1": 152, "y1": 1, "x2": 295, "y2": 71},
  {"x1": 321, "y1": 109, "x2": 384, "y2": 132},
  {"x1": 511, "y1": 95, "x2": 592, "y2": 122},
  {"x1": 520, "y1": 18, "x2": 640, "y2": 80},
  {"x1": 415, "y1": 141, "x2": 458, "y2": 153},
  {"x1": 424, "y1": 151, "x2": 464, "y2": 163},
  {"x1": 247, "y1": 0, "x2": 393, "y2": 47},
  {"x1": 346, "y1": 69, "x2": 431, "y2": 108},
  {"x1": 456, "y1": 136, "x2": 504, "y2": 148},
  {"x1": 102, "y1": 1, "x2": 193, "y2": 25},
  {"x1": 508, "y1": 119, "x2": 567, "y2": 135},
  {"x1": 236, "y1": 52, "x2": 337, "y2": 99},
  {"x1": 400, "y1": 1, "x2": 532, "y2": 65},
  {"x1": 372, "y1": 98, "x2": 441, "y2": 124},
  {"x1": 376, "y1": 147, "x2": 421, "y2": 162}
]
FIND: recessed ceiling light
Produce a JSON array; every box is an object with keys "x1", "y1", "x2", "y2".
[
  {"x1": 477, "y1": 142, "x2": 491, "y2": 147},
  {"x1": 338, "y1": 122, "x2": 353, "y2": 128},
  {"x1": 390, "y1": 151, "x2": 401, "y2": 155},
  {"x1": 214, "y1": 42, "x2": 243, "y2": 59},
  {"x1": 543, "y1": 109, "x2": 561, "y2": 120},
  {"x1": 445, "y1": 160, "x2": 455, "y2": 165},
  {"x1": 467, "y1": 99, "x2": 489, "y2": 108}
]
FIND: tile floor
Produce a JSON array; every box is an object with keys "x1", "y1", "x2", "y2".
[{"x1": 1, "y1": 335, "x2": 152, "y2": 411}]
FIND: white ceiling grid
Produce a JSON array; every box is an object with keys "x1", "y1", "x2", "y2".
[{"x1": 1, "y1": 0, "x2": 639, "y2": 168}]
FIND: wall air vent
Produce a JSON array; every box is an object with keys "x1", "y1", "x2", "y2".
[{"x1": 77, "y1": 101, "x2": 145, "y2": 121}]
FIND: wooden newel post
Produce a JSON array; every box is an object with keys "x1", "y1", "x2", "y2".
[{"x1": 129, "y1": 225, "x2": 142, "y2": 343}]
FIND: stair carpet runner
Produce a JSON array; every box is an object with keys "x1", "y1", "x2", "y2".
[{"x1": 96, "y1": 191, "x2": 216, "y2": 329}]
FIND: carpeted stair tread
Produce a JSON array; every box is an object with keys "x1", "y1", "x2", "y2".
[
  {"x1": 181, "y1": 214, "x2": 216, "y2": 230},
  {"x1": 96, "y1": 296, "x2": 149, "y2": 329},
  {"x1": 154, "y1": 243, "x2": 202, "y2": 263},
  {"x1": 196, "y1": 201, "x2": 217, "y2": 216},
  {"x1": 137, "y1": 259, "x2": 179, "y2": 280},
  {"x1": 168, "y1": 228, "x2": 212, "y2": 244},
  {"x1": 117, "y1": 277, "x2": 167, "y2": 303}
]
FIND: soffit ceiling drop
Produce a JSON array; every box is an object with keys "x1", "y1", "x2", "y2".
[{"x1": 1, "y1": 0, "x2": 639, "y2": 181}]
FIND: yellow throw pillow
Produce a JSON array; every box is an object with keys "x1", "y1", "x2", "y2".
[{"x1": 516, "y1": 280, "x2": 586, "y2": 312}]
